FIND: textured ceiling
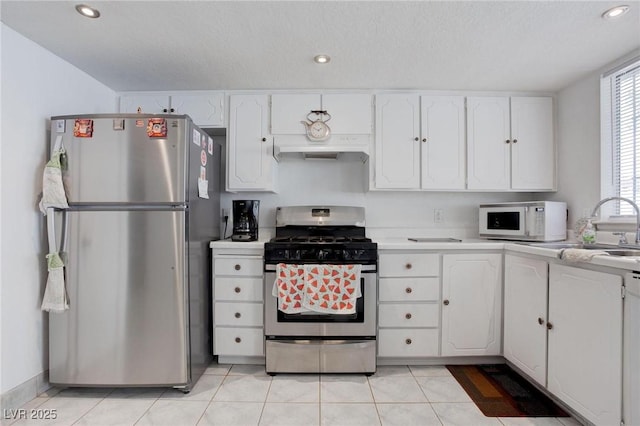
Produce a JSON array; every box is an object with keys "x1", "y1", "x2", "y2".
[{"x1": 1, "y1": 1, "x2": 639, "y2": 92}]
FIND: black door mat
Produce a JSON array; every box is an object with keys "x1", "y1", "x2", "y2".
[{"x1": 446, "y1": 364, "x2": 570, "y2": 417}]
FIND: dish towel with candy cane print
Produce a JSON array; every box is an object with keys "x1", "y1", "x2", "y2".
[{"x1": 303, "y1": 264, "x2": 362, "y2": 314}]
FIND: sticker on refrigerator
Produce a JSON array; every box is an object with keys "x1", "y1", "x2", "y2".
[
  {"x1": 200, "y1": 150, "x2": 207, "y2": 166},
  {"x1": 200, "y1": 166, "x2": 207, "y2": 181},
  {"x1": 201, "y1": 134, "x2": 207, "y2": 149},
  {"x1": 73, "y1": 119, "x2": 93, "y2": 137},
  {"x1": 192, "y1": 129, "x2": 200, "y2": 146},
  {"x1": 135, "y1": 120, "x2": 144, "y2": 127},
  {"x1": 146, "y1": 118, "x2": 167, "y2": 137},
  {"x1": 55, "y1": 120, "x2": 66, "y2": 133},
  {"x1": 198, "y1": 178, "x2": 209, "y2": 199},
  {"x1": 207, "y1": 137, "x2": 213, "y2": 155}
]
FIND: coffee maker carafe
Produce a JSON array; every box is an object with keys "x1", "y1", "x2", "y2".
[{"x1": 232, "y1": 200, "x2": 259, "y2": 241}]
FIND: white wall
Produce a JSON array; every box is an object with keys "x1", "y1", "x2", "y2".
[
  {"x1": 551, "y1": 49, "x2": 640, "y2": 231},
  {"x1": 0, "y1": 24, "x2": 116, "y2": 394},
  {"x1": 219, "y1": 153, "x2": 537, "y2": 240}
]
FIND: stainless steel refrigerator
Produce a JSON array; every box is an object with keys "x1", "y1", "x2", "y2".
[{"x1": 46, "y1": 114, "x2": 219, "y2": 391}]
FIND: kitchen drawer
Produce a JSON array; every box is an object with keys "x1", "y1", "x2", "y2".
[
  {"x1": 214, "y1": 256, "x2": 263, "y2": 276},
  {"x1": 378, "y1": 303, "x2": 439, "y2": 328},
  {"x1": 379, "y1": 277, "x2": 439, "y2": 302},
  {"x1": 214, "y1": 302, "x2": 263, "y2": 327},
  {"x1": 379, "y1": 253, "x2": 440, "y2": 277},
  {"x1": 378, "y1": 328, "x2": 439, "y2": 357},
  {"x1": 215, "y1": 277, "x2": 264, "y2": 302},
  {"x1": 214, "y1": 327, "x2": 264, "y2": 356}
]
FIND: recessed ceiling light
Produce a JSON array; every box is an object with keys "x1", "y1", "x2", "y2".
[
  {"x1": 602, "y1": 5, "x2": 629, "y2": 19},
  {"x1": 313, "y1": 55, "x2": 331, "y2": 64},
  {"x1": 75, "y1": 4, "x2": 100, "y2": 18}
]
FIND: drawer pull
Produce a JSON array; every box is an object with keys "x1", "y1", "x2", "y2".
[
  {"x1": 234, "y1": 287, "x2": 241, "y2": 293},
  {"x1": 405, "y1": 313, "x2": 412, "y2": 320},
  {"x1": 405, "y1": 338, "x2": 412, "y2": 345},
  {"x1": 235, "y1": 337, "x2": 242, "y2": 343},
  {"x1": 234, "y1": 264, "x2": 241, "y2": 271},
  {"x1": 405, "y1": 263, "x2": 412, "y2": 270},
  {"x1": 443, "y1": 299, "x2": 450, "y2": 306},
  {"x1": 235, "y1": 312, "x2": 242, "y2": 318},
  {"x1": 405, "y1": 287, "x2": 413, "y2": 294}
]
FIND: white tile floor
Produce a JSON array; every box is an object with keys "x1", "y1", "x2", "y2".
[{"x1": 2, "y1": 364, "x2": 585, "y2": 426}]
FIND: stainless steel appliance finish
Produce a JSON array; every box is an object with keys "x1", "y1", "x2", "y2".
[
  {"x1": 263, "y1": 205, "x2": 377, "y2": 375},
  {"x1": 479, "y1": 201, "x2": 567, "y2": 242},
  {"x1": 47, "y1": 114, "x2": 219, "y2": 391}
]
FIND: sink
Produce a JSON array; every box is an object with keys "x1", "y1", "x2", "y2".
[{"x1": 525, "y1": 242, "x2": 640, "y2": 257}]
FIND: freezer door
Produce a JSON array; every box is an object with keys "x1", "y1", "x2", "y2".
[
  {"x1": 49, "y1": 209, "x2": 189, "y2": 386},
  {"x1": 52, "y1": 116, "x2": 188, "y2": 203}
]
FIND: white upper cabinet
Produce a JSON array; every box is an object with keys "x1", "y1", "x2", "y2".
[
  {"x1": 420, "y1": 96, "x2": 466, "y2": 190},
  {"x1": 510, "y1": 97, "x2": 554, "y2": 190},
  {"x1": 270, "y1": 93, "x2": 372, "y2": 135},
  {"x1": 227, "y1": 94, "x2": 275, "y2": 192},
  {"x1": 374, "y1": 94, "x2": 465, "y2": 190},
  {"x1": 119, "y1": 91, "x2": 225, "y2": 127},
  {"x1": 374, "y1": 94, "x2": 421, "y2": 189},
  {"x1": 467, "y1": 96, "x2": 554, "y2": 191}
]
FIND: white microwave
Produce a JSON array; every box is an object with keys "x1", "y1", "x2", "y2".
[{"x1": 479, "y1": 201, "x2": 567, "y2": 241}]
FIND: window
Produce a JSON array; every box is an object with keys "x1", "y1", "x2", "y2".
[{"x1": 602, "y1": 59, "x2": 640, "y2": 216}]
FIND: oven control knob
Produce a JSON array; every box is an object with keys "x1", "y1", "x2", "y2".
[{"x1": 405, "y1": 338, "x2": 412, "y2": 345}]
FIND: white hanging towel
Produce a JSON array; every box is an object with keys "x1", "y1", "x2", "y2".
[
  {"x1": 41, "y1": 252, "x2": 69, "y2": 312},
  {"x1": 38, "y1": 135, "x2": 68, "y2": 215}
]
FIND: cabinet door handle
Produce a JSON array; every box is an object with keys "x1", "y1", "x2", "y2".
[
  {"x1": 405, "y1": 338, "x2": 412, "y2": 345},
  {"x1": 170, "y1": 108, "x2": 175, "y2": 113},
  {"x1": 405, "y1": 313, "x2": 412, "y2": 320},
  {"x1": 414, "y1": 137, "x2": 419, "y2": 142},
  {"x1": 505, "y1": 139, "x2": 511, "y2": 144},
  {"x1": 234, "y1": 287, "x2": 241, "y2": 293},
  {"x1": 261, "y1": 137, "x2": 267, "y2": 142},
  {"x1": 512, "y1": 139, "x2": 518, "y2": 143},
  {"x1": 443, "y1": 299, "x2": 450, "y2": 306},
  {"x1": 422, "y1": 138, "x2": 427, "y2": 143},
  {"x1": 234, "y1": 264, "x2": 241, "y2": 271},
  {"x1": 538, "y1": 317, "x2": 544, "y2": 325},
  {"x1": 547, "y1": 322, "x2": 553, "y2": 330},
  {"x1": 405, "y1": 287, "x2": 413, "y2": 294},
  {"x1": 163, "y1": 108, "x2": 168, "y2": 113},
  {"x1": 234, "y1": 312, "x2": 242, "y2": 318},
  {"x1": 234, "y1": 337, "x2": 242, "y2": 343},
  {"x1": 405, "y1": 263, "x2": 412, "y2": 270}
]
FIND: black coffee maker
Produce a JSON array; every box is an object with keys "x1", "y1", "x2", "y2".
[{"x1": 231, "y1": 200, "x2": 259, "y2": 241}]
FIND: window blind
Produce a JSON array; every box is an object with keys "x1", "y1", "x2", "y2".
[{"x1": 613, "y1": 62, "x2": 640, "y2": 214}]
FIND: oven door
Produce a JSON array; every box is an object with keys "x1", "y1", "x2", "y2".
[
  {"x1": 264, "y1": 264, "x2": 377, "y2": 337},
  {"x1": 479, "y1": 206, "x2": 527, "y2": 238}
]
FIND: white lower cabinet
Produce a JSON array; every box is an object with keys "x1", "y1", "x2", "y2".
[
  {"x1": 377, "y1": 252, "x2": 440, "y2": 358},
  {"x1": 503, "y1": 254, "x2": 548, "y2": 386},
  {"x1": 212, "y1": 251, "x2": 264, "y2": 358},
  {"x1": 547, "y1": 264, "x2": 622, "y2": 426},
  {"x1": 504, "y1": 255, "x2": 624, "y2": 425},
  {"x1": 441, "y1": 253, "x2": 502, "y2": 356}
]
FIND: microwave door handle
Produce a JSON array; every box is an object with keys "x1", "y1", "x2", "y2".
[{"x1": 523, "y1": 207, "x2": 529, "y2": 236}]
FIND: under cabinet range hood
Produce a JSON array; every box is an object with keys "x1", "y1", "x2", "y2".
[{"x1": 273, "y1": 135, "x2": 371, "y2": 161}]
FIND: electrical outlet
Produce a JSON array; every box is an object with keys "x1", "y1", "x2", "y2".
[{"x1": 434, "y1": 209, "x2": 444, "y2": 223}]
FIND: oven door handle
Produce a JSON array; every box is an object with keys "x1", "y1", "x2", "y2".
[
  {"x1": 266, "y1": 339, "x2": 370, "y2": 345},
  {"x1": 264, "y1": 264, "x2": 377, "y2": 272}
]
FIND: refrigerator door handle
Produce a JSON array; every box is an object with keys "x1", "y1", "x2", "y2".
[
  {"x1": 46, "y1": 207, "x2": 57, "y2": 254},
  {"x1": 60, "y1": 210, "x2": 69, "y2": 255}
]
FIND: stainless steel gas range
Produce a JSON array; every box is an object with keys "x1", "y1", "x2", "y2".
[{"x1": 263, "y1": 206, "x2": 378, "y2": 375}]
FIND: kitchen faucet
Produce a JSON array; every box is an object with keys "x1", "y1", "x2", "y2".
[{"x1": 590, "y1": 196, "x2": 640, "y2": 246}]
